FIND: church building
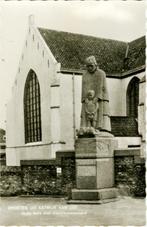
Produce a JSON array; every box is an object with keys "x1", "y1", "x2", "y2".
[{"x1": 6, "y1": 16, "x2": 145, "y2": 166}]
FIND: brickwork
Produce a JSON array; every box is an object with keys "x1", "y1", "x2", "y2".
[
  {"x1": 0, "y1": 166, "x2": 22, "y2": 196},
  {"x1": 115, "y1": 154, "x2": 145, "y2": 197},
  {"x1": 0, "y1": 128, "x2": 6, "y2": 143},
  {"x1": 61, "y1": 157, "x2": 76, "y2": 198},
  {"x1": 0, "y1": 151, "x2": 145, "y2": 197},
  {"x1": 111, "y1": 117, "x2": 138, "y2": 136},
  {"x1": 21, "y1": 165, "x2": 60, "y2": 195},
  {"x1": 20, "y1": 157, "x2": 75, "y2": 196}
]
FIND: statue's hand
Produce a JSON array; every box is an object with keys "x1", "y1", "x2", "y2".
[
  {"x1": 93, "y1": 97, "x2": 98, "y2": 103},
  {"x1": 87, "y1": 114, "x2": 94, "y2": 120}
]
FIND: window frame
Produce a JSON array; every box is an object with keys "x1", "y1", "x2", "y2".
[{"x1": 24, "y1": 70, "x2": 42, "y2": 143}]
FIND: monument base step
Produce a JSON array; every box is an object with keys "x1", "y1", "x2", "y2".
[
  {"x1": 71, "y1": 188, "x2": 118, "y2": 201},
  {"x1": 67, "y1": 197, "x2": 119, "y2": 204}
]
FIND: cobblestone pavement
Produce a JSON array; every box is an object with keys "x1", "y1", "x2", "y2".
[{"x1": 0, "y1": 196, "x2": 146, "y2": 226}]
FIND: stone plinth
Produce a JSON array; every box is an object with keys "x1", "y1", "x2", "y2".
[
  {"x1": 71, "y1": 135, "x2": 118, "y2": 203},
  {"x1": 72, "y1": 188, "x2": 118, "y2": 200}
]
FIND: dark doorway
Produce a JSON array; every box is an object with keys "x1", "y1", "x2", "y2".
[{"x1": 127, "y1": 77, "x2": 139, "y2": 118}]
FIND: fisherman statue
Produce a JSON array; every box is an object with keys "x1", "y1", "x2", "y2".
[{"x1": 78, "y1": 56, "x2": 111, "y2": 137}]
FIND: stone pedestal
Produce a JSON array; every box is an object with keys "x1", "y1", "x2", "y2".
[{"x1": 69, "y1": 135, "x2": 118, "y2": 203}]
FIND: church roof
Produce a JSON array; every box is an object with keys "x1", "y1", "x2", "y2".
[
  {"x1": 38, "y1": 28, "x2": 145, "y2": 76},
  {"x1": 125, "y1": 36, "x2": 145, "y2": 71}
]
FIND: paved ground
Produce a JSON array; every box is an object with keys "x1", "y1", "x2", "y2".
[{"x1": 0, "y1": 196, "x2": 146, "y2": 226}]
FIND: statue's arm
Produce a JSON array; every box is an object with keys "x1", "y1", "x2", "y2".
[
  {"x1": 102, "y1": 71, "x2": 109, "y2": 101},
  {"x1": 94, "y1": 73, "x2": 108, "y2": 102}
]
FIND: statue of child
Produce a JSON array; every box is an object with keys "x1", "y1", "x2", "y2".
[
  {"x1": 78, "y1": 89, "x2": 99, "y2": 137},
  {"x1": 85, "y1": 90, "x2": 99, "y2": 128}
]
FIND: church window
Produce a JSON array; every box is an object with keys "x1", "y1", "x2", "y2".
[
  {"x1": 24, "y1": 70, "x2": 42, "y2": 143},
  {"x1": 126, "y1": 77, "x2": 139, "y2": 118}
]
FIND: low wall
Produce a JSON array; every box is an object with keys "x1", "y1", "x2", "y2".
[
  {"x1": 114, "y1": 149, "x2": 146, "y2": 197},
  {"x1": 0, "y1": 166, "x2": 22, "y2": 196},
  {"x1": 21, "y1": 157, "x2": 75, "y2": 196},
  {"x1": 0, "y1": 155, "x2": 75, "y2": 197},
  {"x1": 0, "y1": 150, "x2": 145, "y2": 197}
]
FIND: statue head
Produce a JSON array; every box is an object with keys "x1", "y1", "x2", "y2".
[
  {"x1": 87, "y1": 90, "x2": 95, "y2": 100},
  {"x1": 85, "y1": 56, "x2": 97, "y2": 73}
]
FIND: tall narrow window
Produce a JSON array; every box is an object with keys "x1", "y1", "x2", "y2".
[
  {"x1": 24, "y1": 70, "x2": 42, "y2": 143},
  {"x1": 127, "y1": 77, "x2": 139, "y2": 118}
]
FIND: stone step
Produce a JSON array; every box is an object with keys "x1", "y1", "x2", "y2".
[
  {"x1": 67, "y1": 197, "x2": 119, "y2": 204},
  {"x1": 71, "y1": 188, "x2": 118, "y2": 201}
]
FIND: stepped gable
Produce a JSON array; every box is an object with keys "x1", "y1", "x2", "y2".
[{"x1": 38, "y1": 28, "x2": 127, "y2": 75}]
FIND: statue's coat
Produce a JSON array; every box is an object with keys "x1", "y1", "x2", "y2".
[{"x1": 81, "y1": 68, "x2": 111, "y2": 131}]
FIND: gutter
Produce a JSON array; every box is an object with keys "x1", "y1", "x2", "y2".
[
  {"x1": 121, "y1": 65, "x2": 145, "y2": 79},
  {"x1": 60, "y1": 65, "x2": 145, "y2": 79}
]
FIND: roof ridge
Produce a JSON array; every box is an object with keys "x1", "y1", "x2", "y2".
[{"x1": 38, "y1": 27, "x2": 127, "y2": 44}]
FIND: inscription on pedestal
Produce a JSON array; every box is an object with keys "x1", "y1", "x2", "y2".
[{"x1": 77, "y1": 166, "x2": 96, "y2": 176}]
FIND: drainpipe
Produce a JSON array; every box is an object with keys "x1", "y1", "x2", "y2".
[{"x1": 72, "y1": 73, "x2": 76, "y2": 148}]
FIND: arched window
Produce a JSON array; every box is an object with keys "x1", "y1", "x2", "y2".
[
  {"x1": 24, "y1": 70, "x2": 42, "y2": 143},
  {"x1": 126, "y1": 77, "x2": 139, "y2": 117}
]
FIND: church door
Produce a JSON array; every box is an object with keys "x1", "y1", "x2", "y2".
[{"x1": 127, "y1": 77, "x2": 139, "y2": 118}]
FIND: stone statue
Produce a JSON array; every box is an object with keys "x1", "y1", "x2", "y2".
[
  {"x1": 78, "y1": 56, "x2": 111, "y2": 137},
  {"x1": 84, "y1": 90, "x2": 98, "y2": 128}
]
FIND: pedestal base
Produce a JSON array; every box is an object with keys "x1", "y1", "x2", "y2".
[
  {"x1": 67, "y1": 198, "x2": 119, "y2": 204},
  {"x1": 69, "y1": 136, "x2": 118, "y2": 204},
  {"x1": 68, "y1": 188, "x2": 118, "y2": 204},
  {"x1": 72, "y1": 187, "x2": 118, "y2": 200}
]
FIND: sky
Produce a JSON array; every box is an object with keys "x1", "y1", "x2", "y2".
[{"x1": 0, "y1": 0, "x2": 146, "y2": 130}]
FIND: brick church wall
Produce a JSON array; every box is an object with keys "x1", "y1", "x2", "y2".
[{"x1": 111, "y1": 117, "x2": 138, "y2": 136}]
